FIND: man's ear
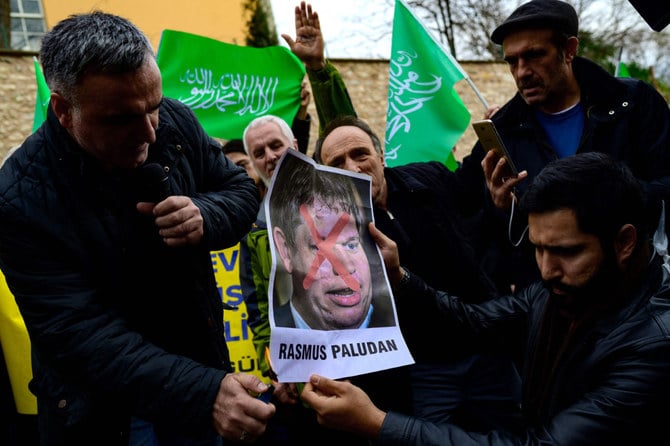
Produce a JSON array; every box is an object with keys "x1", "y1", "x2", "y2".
[
  {"x1": 615, "y1": 223, "x2": 637, "y2": 268},
  {"x1": 378, "y1": 149, "x2": 386, "y2": 167},
  {"x1": 50, "y1": 92, "x2": 72, "y2": 129},
  {"x1": 565, "y1": 36, "x2": 579, "y2": 63},
  {"x1": 273, "y1": 227, "x2": 293, "y2": 273}
]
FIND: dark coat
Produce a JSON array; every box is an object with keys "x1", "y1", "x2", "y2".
[
  {"x1": 0, "y1": 98, "x2": 260, "y2": 441},
  {"x1": 376, "y1": 162, "x2": 499, "y2": 362},
  {"x1": 381, "y1": 256, "x2": 670, "y2": 445}
]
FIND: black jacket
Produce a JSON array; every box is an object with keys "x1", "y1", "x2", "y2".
[
  {"x1": 458, "y1": 56, "x2": 670, "y2": 292},
  {"x1": 381, "y1": 255, "x2": 670, "y2": 445},
  {"x1": 0, "y1": 98, "x2": 259, "y2": 440}
]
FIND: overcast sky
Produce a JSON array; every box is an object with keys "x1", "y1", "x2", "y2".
[
  {"x1": 269, "y1": 0, "x2": 669, "y2": 72},
  {"x1": 269, "y1": 0, "x2": 394, "y2": 59}
]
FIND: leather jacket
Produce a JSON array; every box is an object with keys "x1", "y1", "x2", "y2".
[{"x1": 381, "y1": 255, "x2": 670, "y2": 445}]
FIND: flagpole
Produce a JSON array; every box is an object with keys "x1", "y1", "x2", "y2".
[
  {"x1": 395, "y1": 0, "x2": 491, "y2": 113},
  {"x1": 464, "y1": 76, "x2": 490, "y2": 111},
  {"x1": 614, "y1": 46, "x2": 623, "y2": 77}
]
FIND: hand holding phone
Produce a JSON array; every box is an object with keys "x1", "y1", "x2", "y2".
[{"x1": 472, "y1": 119, "x2": 518, "y2": 176}]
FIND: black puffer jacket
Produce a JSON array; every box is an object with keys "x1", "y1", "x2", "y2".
[
  {"x1": 0, "y1": 98, "x2": 259, "y2": 438},
  {"x1": 458, "y1": 57, "x2": 670, "y2": 292},
  {"x1": 381, "y1": 256, "x2": 670, "y2": 445}
]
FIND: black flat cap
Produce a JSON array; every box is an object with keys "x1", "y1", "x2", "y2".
[{"x1": 491, "y1": 0, "x2": 578, "y2": 44}]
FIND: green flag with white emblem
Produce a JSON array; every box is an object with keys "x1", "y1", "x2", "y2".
[
  {"x1": 385, "y1": 0, "x2": 470, "y2": 171},
  {"x1": 156, "y1": 30, "x2": 306, "y2": 140}
]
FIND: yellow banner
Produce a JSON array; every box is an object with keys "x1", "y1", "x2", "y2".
[
  {"x1": 0, "y1": 270, "x2": 35, "y2": 414},
  {"x1": 211, "y1": 244, "x2": 265, "y2": 379}
]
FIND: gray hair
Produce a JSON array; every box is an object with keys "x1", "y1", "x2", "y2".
[
  {"x1": 39, "y1": 11, "x2": 154, "y2": 100},
  {"x1": 242, "y1": 115, "x2": 295, "y2": 156}
]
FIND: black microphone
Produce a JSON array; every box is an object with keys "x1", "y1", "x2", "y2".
[{"x1": 139, "y1": 162, "x2": 171, "y2": 202}]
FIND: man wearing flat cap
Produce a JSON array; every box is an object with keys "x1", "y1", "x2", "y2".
[{"x1": 456, "y1": 0, "x2": 670, "y2": 296}]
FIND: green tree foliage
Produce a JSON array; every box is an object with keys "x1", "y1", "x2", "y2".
[
  {"x1": 577, "y1": 30, "x2": 619, "y2": 70},
  {"x1": 244, "y1": 0, "x2": 278, "y2": 48},
  {"x1": 581, "y1": 32, "x2": 669, "y2": 101}
]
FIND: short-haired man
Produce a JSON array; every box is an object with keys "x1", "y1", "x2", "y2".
[
  {"x1": 314, "y1": 116, "x2": 522, "y2": 430},
  {"x1": 0, "y1": 11, "x2": 269, "y2": 445},
  {"x1": 302, "y1": 152, "x2": 670, "y2": 445}
]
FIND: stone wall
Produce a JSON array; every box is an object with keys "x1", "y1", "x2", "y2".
[
  {"x1": 0, "y1": 52, "x2": 38, "y2": 157},
  {"x1": 0, "y1": 51, "x2": 517, "y2": 162}
]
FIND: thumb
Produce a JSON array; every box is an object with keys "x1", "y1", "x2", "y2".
[
  {"x1": 307, "y1": 374, "x2": 340, "y2": 395},
  {"x1": 237, "y1": 373, "x2": 270, "y2": 394},
  {"x1": 281, "y1": 34, "x2": 296, "y2": 49},
  {"x1": 368, "y1": 222, "x2": 393, "y2": 250},
  {"x1": 136, "y1": 202, "x2": 156, "y2": 216}
]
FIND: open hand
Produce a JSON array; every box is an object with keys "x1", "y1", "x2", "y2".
[{"x1": 282, "y1": 2, "x2": 326, "y2": 71}]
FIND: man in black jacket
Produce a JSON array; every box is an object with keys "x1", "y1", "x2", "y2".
[
  {"x1": 0, "y1": 12, "x2": 272, "y2": 446},
  {"x1": 314, "y1": 116, "x2": 522, "y2": 431},
  {"x1": 457, "y1": 0, "x2": 670, "y2": 294},
  {"x1": 302, "y1": 152, "x2": 670, "y2": 445}
]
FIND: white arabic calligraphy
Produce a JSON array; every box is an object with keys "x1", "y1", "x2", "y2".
[
  {"x1": 385, "y1": 50, "x2": 442, "y2": 161},
  {"x1": 178, "y1": 68, "x2": 279, "y2": 116}
]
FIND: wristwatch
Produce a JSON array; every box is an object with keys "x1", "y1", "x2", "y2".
[{"x1": 398, "y1": 267, "x2": 410, "y2": 288}]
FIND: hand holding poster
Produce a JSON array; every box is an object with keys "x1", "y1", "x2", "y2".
[{"x1": 266, "y1": 150, "x2": 413, "y2": 382}]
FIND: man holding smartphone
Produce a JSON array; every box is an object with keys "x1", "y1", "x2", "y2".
[{"x1": 457, "y1": 0, "x2": 670, "y2": 294}]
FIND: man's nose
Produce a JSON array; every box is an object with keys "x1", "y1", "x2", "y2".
[
  {"x1": 140, "y1": 114, "x2": 158, "y2": 144},
  {"x1": 328, "y1": 248, "x2": 356, "y2": 276},
  {"x1": 515, "y1": 60, "x2": 532, "y2": 80},
  {"x1": 537, "y1": 253, "x2": 560, "y2": 281},
  {"x1": 342, "y1": 158, "x2": 360, "y2": 173},
  {"x1": 267, "y1": 148, "x2": 282, "y2": 161}
]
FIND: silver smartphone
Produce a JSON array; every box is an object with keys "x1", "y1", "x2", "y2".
[{"x1": 472, "y1": 119, "x2": 518, "y2": 176}]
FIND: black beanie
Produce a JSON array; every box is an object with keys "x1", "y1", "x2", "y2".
[{"x1": 491, "y1": 0, "x2": 578, "y2": 44}]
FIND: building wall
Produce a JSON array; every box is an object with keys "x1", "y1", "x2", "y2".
[
  {"x1": 42, "y1": 0, "x2": 250, "y2": 51},
  {"x1": 0, "y1": 53, "x2": 36, "y2": 155},
  {"x1": 0, "y1": 52, "x2": 517, "y2": 162}
]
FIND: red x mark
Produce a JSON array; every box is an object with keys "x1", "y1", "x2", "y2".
[{"x1": 299, "y1": 204, "x2": 360, "y2": 292}]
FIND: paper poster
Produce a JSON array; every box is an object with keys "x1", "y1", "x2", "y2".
[{"x1": 266, "y1": 150, "x2": 413, "y2": 382}]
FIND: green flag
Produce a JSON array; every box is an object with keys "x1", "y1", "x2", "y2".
[
  {"x1": 617, "y1": 61, "x2": 631, "y2": 78},
  {"x1": 32, "y1": 57, "x2": 50, "y2": 132},
  {"x1": 156, "y1": 30, "x2": 306, "y2": 140},
  {"x1": 385, "y1": 0, "x2": 470, "y2": 171}
]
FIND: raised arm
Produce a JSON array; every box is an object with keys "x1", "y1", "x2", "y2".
[{"x1": 282, "y1": 1, "x2": 357, "y2": 135}]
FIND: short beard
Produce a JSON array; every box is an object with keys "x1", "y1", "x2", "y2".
[{"x1": 544, "y1": 252, "x2": 620, "y2": 317}]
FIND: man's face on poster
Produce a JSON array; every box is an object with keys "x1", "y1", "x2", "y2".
[{"x1": 278, "y1": 197, "x2": 373, "y2": 330}]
